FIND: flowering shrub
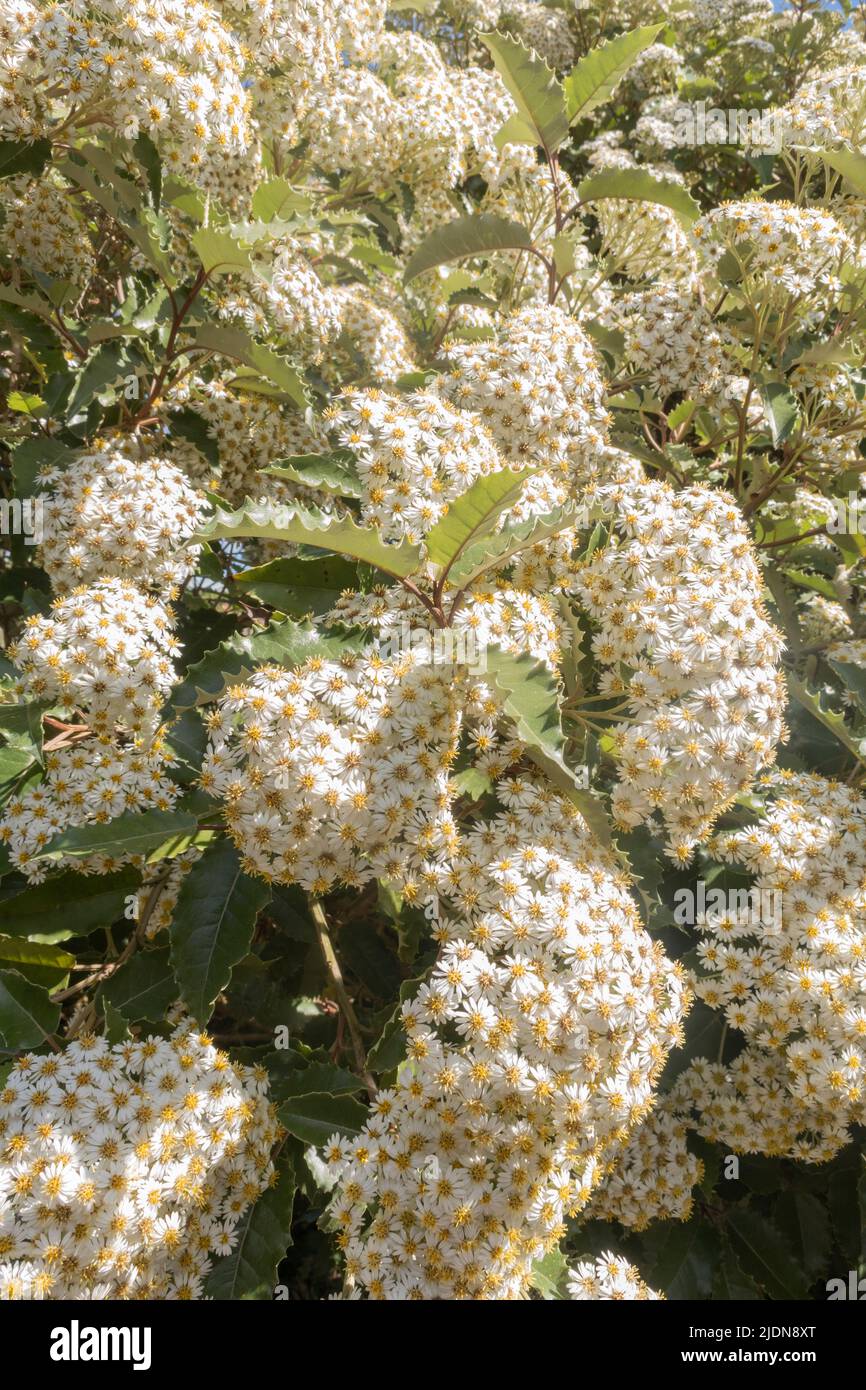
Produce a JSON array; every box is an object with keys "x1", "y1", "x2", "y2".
[{"x1": 0, "y1": 0, "x2": 865, "y2": 1303}]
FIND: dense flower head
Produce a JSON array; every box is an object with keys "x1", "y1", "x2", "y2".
[
  {"x1": 0, "y1": 737, "x2": 178, "y2": 881},
  {"x1": 693, "y1": 201, "x2": 854, "y2": 300},
  {"x1": 0, "y1": 0, "x2": 252, "y2": 187},
  {"x1": 1, "y1": 175, "x2": 94, "y2": 285},
  {"x1": 588, "y1": 1096, "x2": 702, "y2": 1230},
  {"x1": 436, "y1": 303, "x2": 609, "y2": 475},
  {"x1": 330, "y1": 388, "x2": 503, "y2": 544},
  {"x1": 10, "y1": 580, "x2": 178, "y2": 735},
  {"x1": 325, "y1": 778, "x2": 687, "y2": 1299},
  {"x1": 691, "y1": 772, "x2": 866, "y2": 1143},
  {"x1": 37, "y1": 443, "x2": 207, "y2": 593},
  {"x1": 574, "y1": 480, "x2": 786, "y2": 860},
  {"x1": 0, "y1": 1026, "x2": 279, "y2": 1299}
]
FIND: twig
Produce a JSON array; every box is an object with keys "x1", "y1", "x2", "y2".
[{"x1": 310, "y1": 900, "x2": 376, "y2": 1099}]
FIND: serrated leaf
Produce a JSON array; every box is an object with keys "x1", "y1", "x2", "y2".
[
  {"x1": 484, "y1": 645, "x2": 612, "y2": 845},
  {"x1": 773, "y1": 1191, "x2": 832, "y2": 1283},
  {"x1": 424, "y1": 467, "x2": 534, "y2": 570},
  {"x1": 205, "y1": 1152, "x2": 296, "y2": 1300},
  {"x1": 828, "y1": 658, "x2": 866, "y2": 716},
  {"x1": 564, "y1": 24, "x2": 664, "y2": 122},
  {"x1": 191, "y1": 323, "x2": 308, "y2": 408},
  {"x1": 250, "y1": 177, "x2": 310, "y2": 221},
  {"x1": 726, "y1": 1206, "x2": 809, "y2": 1299},
  {"x1": 168, "y1": 616, "x2": 361, "y2": 711},
  {"x1": 0, "y1": 138, "x2": 51, "y2": 179},
  {"x1": 0, "y1": 969, "x2": 59, "y2": 1050},
  {"x1": 578, "y1": 168, "x2": 702, "y2": 228},
  {"x1": 37, "y1": 810, "x2": 198, "y2": 864},
  {"x1": 196, "y1": 499, "x2": 423, "y2": 582},
  {"x1": 260, "y1": 450, "x2": 362, "y2": 498},
  {"x1": 444, "y1": 502, "x2": 583, "y2": 587},
  {"x1": 58, "y1": 156, "x2": 176, "y2": 284},
  {"x1": 788, "y1": 674, "x2": 866, "y2": 765},
  {"x1": 278, "y1": 1091, "x2": 368, "y2": 1145},
  {"x1": 0, "y1": 937, "x2": 73, "y2": 990},
  {"x1": 712, "y1": 1246, "x2": 762, "y2": 1300},
  {"x1": 480, "y1": 31, "x2": 569, "y2": 153},
  {"x1": 234, "y1": 555, "x2": 360, "y2": 617},
  {"x1": 98, "y1": 948, "x2": 179, "y2": 1023},
  {"x1": 66, "y1": 341, "x2": 127, "y2": 417},
  {"x1": 403, "y1": 214, "x2": 535, "y2": 284},
  {"x1": 191, "y1": 227, "x2": 252, "y2": 276},
  {"x1": 169, "y1": 838, "x2": 270, "y2": 1025},
  {"x1": 760, "y1": 380, "x2": 800, "y2": 446}
]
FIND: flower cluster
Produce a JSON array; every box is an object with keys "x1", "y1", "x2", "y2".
[
  {"x1": 10, "y1": 581, "x2": 178, "y2": 735},
  {"x1": 325, "y1": 778, "x2": 688, "y2": 1299},
  {"x1": 588, "y1": 1098, "x2": 703, "y2": 1230},
  {"x1": 0, "y1": 1027, "x2": 279, "y2": 1299},
  {"x1": 574, "y1": 481, "x2": 786, "y2": 860},
  {"x1": 330, "y1": 389, "x2": 503, "y2": 544},
  {"x1": 692, "y1": 771, "x2": 866, "y2": 1143},
  {"x1": 37, "y1": 444, "x2": 206, "y2": 594},
  {"x1": 693, "y1": 201, "x2": 854, "y2": 301},
  {"x1": 1, "y1": 175, "x2": 93, "y2": 286}
]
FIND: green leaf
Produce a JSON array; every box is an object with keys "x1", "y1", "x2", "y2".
[
  {"x1": 37, "y1": 810, "x2": 198, "y2": 864},
  {"x1": 0, "y1": 937, "x2": 73, "y2": 990},
  {"x1": 58, "y1": 155, "x2": 176, "y2": 285},
  {"x1": 191, "y1": 228, "x2": 251, "y2": 277},
  {"x1": 260, "y1": 450, "x2": 362, "y2": 499},
  {"x1": 403, "y1": 214, "x2": 535, "y2": 284},
  {"x1": 168, "y1": 616, "x2": 361, "y2": 711},
  {"x1": 564, "y1": 24, "x2": 664, "y2": 122},
  {"x1": 234, "y1": 555, "x2": 360, "y2": 617},
  {"x1": 480, "y1": 31, "x2": 569, "y2": 153},
  {"x1": 205, "y1": 1151, "x2": 296, "y2": 1300},
  {"x1": 484, "y1": 645, "x2": 612, "y2": 845},
  {"x1": 100, "y1": 997, "x2": 131, "y2": 1044},
  {"x1": 787, "y1": 674, "x2": 866, "y2": 766},
  {"x1": 447, "y1": 502, "x2": 586, "y2": 587},
  {"x1": 423, "y1": 467, "x2": 534, "y2": 570},
  {"x1": 98, "y1": 948, "x2": 180, "y2": 1023},
  {"x1": 578, "y1": 168, "x2": 702, "y2": 228},
  {"x1": 643, "y1": 1219, "x2": 721, "y2": 1299},
  {"x1": 250, "y1": 178, "x2": 311, "y2": 222},
  {"x1": 265, "y1": 1056, "x2": 363, "y2": 1101},
  {"x1": 66, "y1": 341, "x2": 126, "y2": 417},
  {"x1": 530, "y1": 1243, "x2": 568, "y2": 1299},
  {"x1": 760, "y1": 380, "x2": 800, "y2": 446},
  {"x1": 822, "y1": 147, "x2": 866, "y2": 199},
  {"x1": 0, "y1": 138, "x2": 51, "y2": 180},
  {"x1": 278, "y1": 1091, "x2": 368, "y2": 1146},
  {"x1": 0, "y1": 868, "x2": 140, "y2": 943},
  {"x1": 712, "y1": 1245, "x2": 762, "y2": 1300},
  {"x1": 0, "y1": 969, "x2": 60, "y2": 1051},
  {"x1": 773, "y1": 1191, "x2": 832, "y2": 1283},
  {"x1": 726, "y1": 1206, "x2": 809, "y2": 1299},
  {"x1": 191, "y1": 323, "x2": 309, "y2": 408},
  {"x1": 196, "y1": 500, "x2": 423, "y2": 582},
  {"x1": 12, "y1": 436, "x2": 73, "y2": 497},
  {"x1": 169, "y1": 838, "x2": 271, "y2": 1024},
  {"x1": 828, "y1": 659, "x2": 866, "y2": 717}
]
